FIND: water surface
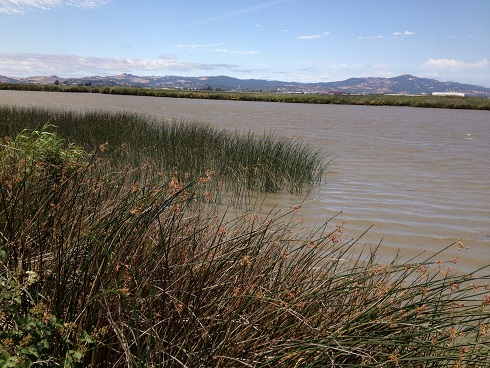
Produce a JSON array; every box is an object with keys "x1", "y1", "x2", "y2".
[{"x1": 1, "y1": 90, "x2": 489, "y2": 273}]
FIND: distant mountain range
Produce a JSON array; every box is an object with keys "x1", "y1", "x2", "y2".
[{"x1": 1, "y1": 73, "x2": 490, "y2": 97}]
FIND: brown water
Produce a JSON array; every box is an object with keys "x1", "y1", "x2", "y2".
[{"x1": 1, "y1": 90, "x2": 489, "y2": 272}]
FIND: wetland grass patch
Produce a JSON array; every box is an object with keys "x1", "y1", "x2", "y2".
[
  {"x1": 0, "y1": 106, "x2": 326, "y2": 199},
  {"x1": 1, "y1": 108, "x2": 489, "y2": 367}
]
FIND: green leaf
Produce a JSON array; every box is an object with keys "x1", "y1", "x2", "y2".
[{"x1": 80, "y1": 331, "x2": 95, "y2": 344}]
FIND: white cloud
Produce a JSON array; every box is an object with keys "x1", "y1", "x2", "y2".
[
  {"x1": 424, "y1": 58, "x2": 490, "y2": 69},
  {"x1": 66, "y1": 0, "x2": 110, "y2": 8},
  {"x1": 158, "y1": 54, "x2": 178, "y2": 61},
  {"x1": 358, "y1": 31, "x2": 414, "y2": 39},
  {"x1": 174, "y1": 43, "x2": 224, "y2": 49},
  {"x1": 291, "y1": 61, "x2": 397, "y2": 82},
  {"x1": 233, "y1": 50, "x2": 260, "y2": 55},
  {"x1": 176, "y1": 0, "x2": 290, "y2": 30},
  {"x1": 331, "y1": 62, "x2": 365, "y2": 70},
  {"x1": 0, "y1": 0, "x2": 110, "y2": 13},
  {"x1": 174, "y1": 43, "x2": 258, "y2": 55},
  {"x1": 297, "y1": 31, "x2": 330, "y2": 40},
  {"x1": 329, "y1": 62, "x2": 393, "y2": 75},
  {"x1": 393, "y1": 31, "x2": 415, "y2": 36},
  {"x1": 0, "y1": 53, "x2": 237, "y2": 77},
  {"x1": 213, "y1": 49, "x2": 259, "y2": 55},
  {"x1": 421, "y1": 58, "x2": 490, "y2": 86},
  {"x1": 357, "y1": 35, "x2": 383, "y2": 39}
]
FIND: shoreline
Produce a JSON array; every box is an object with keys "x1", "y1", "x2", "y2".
[{"x1": 2, "y1": 82, "x2": 490, "y2": 110}]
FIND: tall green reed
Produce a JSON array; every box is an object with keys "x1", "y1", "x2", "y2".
[{"x1": 0, "y1": 106, "x2": 326, "y2": 202}]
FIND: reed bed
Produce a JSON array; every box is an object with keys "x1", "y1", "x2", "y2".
[
  {"x1": 0, "y1": 106, "x2": 326, "y2": 200},
  {"x1": 1, "y1": 110, "x2": 490, "y2": 367}
]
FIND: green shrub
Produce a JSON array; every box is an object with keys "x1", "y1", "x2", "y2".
[
  {"x1": 0, "y1": 124, "x2": 86, "y2": 182},
  {"x1": 0, "y1": 260, "x2": 97, "y2": 367}
]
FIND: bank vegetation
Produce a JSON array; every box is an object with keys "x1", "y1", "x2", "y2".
[
  {"x1": 1, "y1": 83, "x2": 489, "y2": 110},
  {"x1": 1, "y1": 106, "x2": 489, "y2": 367}
]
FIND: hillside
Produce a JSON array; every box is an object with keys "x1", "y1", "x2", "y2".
[{"x1": 1, "y1": 73, "x2": 489, "y2": 96}]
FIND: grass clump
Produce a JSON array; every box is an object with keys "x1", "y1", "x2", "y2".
[{"x1": 1, "y1": 112, "x2": 489, "y2": 367}]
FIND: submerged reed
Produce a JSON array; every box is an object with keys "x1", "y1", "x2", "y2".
[{"x1": 1, "y1": 110, "x2": 489, "y2": 367}]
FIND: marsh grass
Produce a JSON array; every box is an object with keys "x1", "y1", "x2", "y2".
[
  {"x1": 0, "y1": 106, "x2": 326, "y2": 203},
  {"x1": 1, "y1": 110, "x2": 490, "y2": 367}
]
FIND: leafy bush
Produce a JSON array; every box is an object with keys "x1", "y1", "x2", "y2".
[
  {"x1": 0, "y1": 261, "x2": 97, "y2": 367},
  {"x1": 0, "y1": 123, "x2": 86, "y2": 182}
]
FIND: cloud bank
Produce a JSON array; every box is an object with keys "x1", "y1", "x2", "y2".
[
  {"x1": 0, "y1": 53, "x2": 237, "y2": 77},
  {"x1": 421, "y1": 58, "x2": 490, "y2": 86},
  {"x1": 424, "y1": 58, "x2": 489, "y2": 69},
  {"x1": 0, "y1": 0, "x2": 110, "y2": 13}
]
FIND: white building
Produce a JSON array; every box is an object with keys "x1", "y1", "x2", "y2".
[{"x1": 432, "y1": 92, "x2": 465, "y2": 97}]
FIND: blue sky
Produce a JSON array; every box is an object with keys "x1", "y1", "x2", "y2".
[{"x1": 1, "y1": 0, "x2": 489, "y2": 86}]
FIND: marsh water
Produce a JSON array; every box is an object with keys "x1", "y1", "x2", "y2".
[{"x1": 1, "y1": 90, "x2": 489, "y2": 273}]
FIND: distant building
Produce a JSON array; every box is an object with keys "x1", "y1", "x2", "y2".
[{"x1": 432, "y1": 92, "x2": 465, "y2": 97}]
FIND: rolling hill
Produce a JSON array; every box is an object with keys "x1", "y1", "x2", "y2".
[{"x1": 1, "y1": 73, "x2": 489, "y2": 96}]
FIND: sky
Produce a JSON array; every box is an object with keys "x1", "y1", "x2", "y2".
[{"x1": 1, "y1": 0, "x2": 489, "y2": 86}]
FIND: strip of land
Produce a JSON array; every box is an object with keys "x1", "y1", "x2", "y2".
[{"x1": 2, "y1": 83, "x2": 489, "y2": 110}]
